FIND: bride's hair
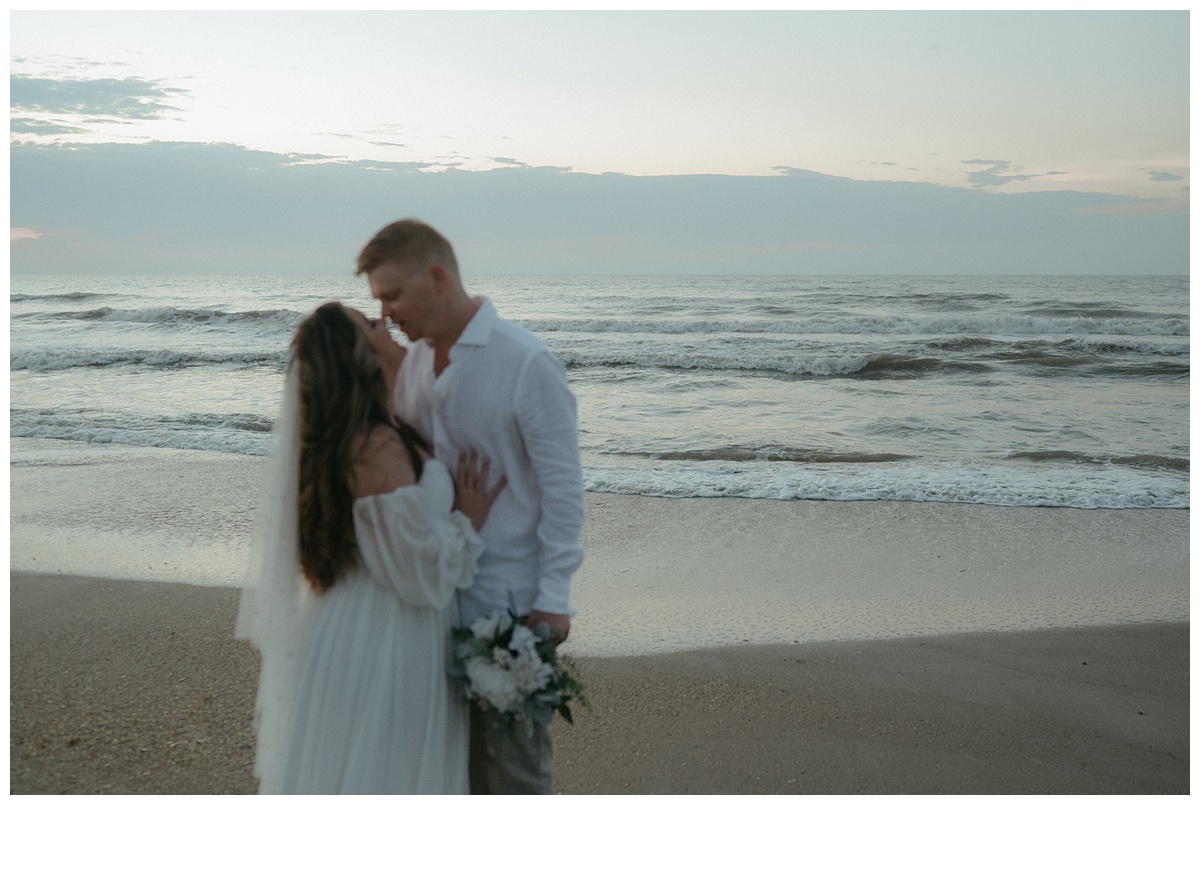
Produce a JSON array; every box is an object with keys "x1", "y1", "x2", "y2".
[{"x1": 290, "y1": 301, "x2": 425, "y2": 593}]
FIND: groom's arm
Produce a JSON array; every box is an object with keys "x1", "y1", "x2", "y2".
[{"x1": 516, "y1": 349, "x2": 584, "y2": 643}]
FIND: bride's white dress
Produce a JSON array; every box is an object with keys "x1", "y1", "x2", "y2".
[{"x1": 272, "y1": 459, "x2": 482, "y2": 794}]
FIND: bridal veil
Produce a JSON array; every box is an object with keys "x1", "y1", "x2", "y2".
[{"x1": 235, "y1": 361, "x2": 312, "y2": 793}]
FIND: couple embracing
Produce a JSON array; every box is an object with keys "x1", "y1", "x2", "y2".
[{"x1": 237, "y1": 220, "x2": 585, "y2": 794}]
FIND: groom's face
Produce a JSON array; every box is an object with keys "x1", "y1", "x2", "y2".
[{"x1": 367, "y1": 259, "x2": 440, "y2": 343}]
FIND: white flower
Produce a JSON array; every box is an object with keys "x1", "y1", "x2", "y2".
[
  {"x1": 508, "y1": 624, "x2": 539, "y2": 657},
  {"x1": 465, "y1": 657, "x2": 521, "y2": 713},
  {"x1": 471, "y1": 612, "x2": 501, "y2": 640},
  {"x1": 509, "y1": 654, "x2": 555, "y2": 694},
  {"x1": 492, "y1": 646, "x2": 514, "y2": 666}
]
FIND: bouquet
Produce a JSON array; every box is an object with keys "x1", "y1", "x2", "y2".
[{"x1": 448, "y1": 607, "x2": 586, "y2": 737}]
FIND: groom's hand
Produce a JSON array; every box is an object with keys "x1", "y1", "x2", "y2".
[{"x1": 528, "y1": 610, "x2": 570, "y2": 646}]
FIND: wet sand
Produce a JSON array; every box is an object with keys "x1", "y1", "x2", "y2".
[
  {"x1": 10, "y1": 440, "x2": 1191, "y2": 655},
  {"x1": 10, "y1": 572, "x2": 1188, "y2": 794}
]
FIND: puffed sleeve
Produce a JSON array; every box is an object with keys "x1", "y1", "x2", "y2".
[{"x1": 353, "y1": 485, "x2": 485, "y2": 609}]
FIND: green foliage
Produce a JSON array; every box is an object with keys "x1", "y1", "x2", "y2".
[{"x1": 448, "y1": 606, "x2": 587, "y2": 738}]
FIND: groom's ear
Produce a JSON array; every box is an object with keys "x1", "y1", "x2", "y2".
[
  {"x1": 429, "y1": 263, "x2": 450, "y2": 294},
  {"x1": 427, "y1": 263, "x2": 453, "y2": 298}
]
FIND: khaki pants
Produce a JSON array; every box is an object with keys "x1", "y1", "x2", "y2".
[{"x1": 468, "y1": 705, "x2": 554, "y2": 794}]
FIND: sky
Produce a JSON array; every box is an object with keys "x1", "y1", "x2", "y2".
[{"x1": 8, "y1": 8, "x2": 1191, "y2": 275}]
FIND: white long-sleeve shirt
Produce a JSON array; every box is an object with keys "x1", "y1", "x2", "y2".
[{"x1": 391, "y1": 298, "x2": 585, "y2": 625}]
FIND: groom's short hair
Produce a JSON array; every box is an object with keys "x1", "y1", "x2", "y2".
[{"x1": 356, "y1": 219, "x2": 460, "y2": 278}]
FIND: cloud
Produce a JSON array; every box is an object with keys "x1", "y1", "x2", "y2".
[
  {"x1": 771, "y1": 166, "x2": 850, "y2": 180},
  {"x1": 10, "y1": 74, "x2": 189, "y2": 120},
  {"x1": 338, "y1": 158, "x2": 445, "y2": 173},
  {"x1": 316, "y1": 130, "x2": 410, "y2": 149},
  {"x1": 9, "y1": 116, "x2": 87, "y2": 135},
  {"x1": 1148, "y1": 171, "x2": 1184, "y2": 182},
  {"x1": 8, "y1": 141, "x2": 1187, "y2": 275},
  {"x1": 490, "y1": 157, "x2": 573, "y2": 173},
  {"x1": 963, "y1": 159, "x2": 1068, "y2": 188},
  {"x1": 11, "y1": 226, "x2": 44, "y2": 241},
  {"x1": 13, "y1": 54, "x2": 132, "y2": 75},
  {"x1": 276, "y1": 152, "x2": 346, "y2": 165}
]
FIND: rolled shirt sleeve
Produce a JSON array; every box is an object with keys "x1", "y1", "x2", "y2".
[{"x1": 514, "y1": 350, "x2": 586, "y2": 615}]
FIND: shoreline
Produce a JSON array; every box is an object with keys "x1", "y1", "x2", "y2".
[
  {"x1": 10, "y1": 439, "x2": 1191, "y2": 656},
  {"x1": 9, "y1": 571, "x2": 1190, "y2": 794}
]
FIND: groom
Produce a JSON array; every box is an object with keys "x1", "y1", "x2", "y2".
[{"x1": 356, "y1": 219, "x2": 585, "y2": 794}]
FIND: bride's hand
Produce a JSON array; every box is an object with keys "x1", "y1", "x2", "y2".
[{"x1": 455, "y1": 450, "x2": 507, "y2": 531}]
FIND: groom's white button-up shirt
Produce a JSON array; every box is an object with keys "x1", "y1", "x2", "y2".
[{"x1": 391, "y1": 298, "x2": 585, "y2": 625}]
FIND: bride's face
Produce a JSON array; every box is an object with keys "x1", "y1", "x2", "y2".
[{"x1": 344, "y1": 306, "x2": 404, "y2": 368}]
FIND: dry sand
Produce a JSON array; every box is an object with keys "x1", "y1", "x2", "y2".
[
  {"x1": 10, "y1": 571, "x2": 1188, "y2": 795},
  {"x1": 553, "y1": 623, "x2": 1189, "y2": 794}
]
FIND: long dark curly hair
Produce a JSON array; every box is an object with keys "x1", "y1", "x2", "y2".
[{"x1": 290, "y1": 302, "x2": 426, "y2": 593}]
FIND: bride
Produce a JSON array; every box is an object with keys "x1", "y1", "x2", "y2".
[{"x1": 236, "y1": 301, "x2": 505, "y2": 793}]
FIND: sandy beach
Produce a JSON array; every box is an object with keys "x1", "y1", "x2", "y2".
[
  {"x1": 9, "y1": 445, "x2": 1190, "y2": 794},
  {"x1": 10, "y1": 490, "x2": 1189, "y2": 794}
]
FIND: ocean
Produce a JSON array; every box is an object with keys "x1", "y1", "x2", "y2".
[{"x1": 9, "y1": 273, "x2": 1190, "y2": 510}]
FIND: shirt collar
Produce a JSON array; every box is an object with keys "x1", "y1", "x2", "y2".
[{"x1": 454, "y1": 297, "x2": 496, "y2": 348}]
